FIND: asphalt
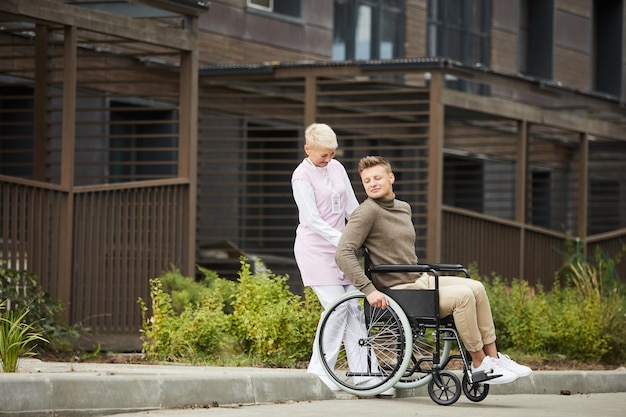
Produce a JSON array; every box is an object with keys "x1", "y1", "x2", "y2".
[{"x1": 1, "y1": 358, "x2": 625, "y2": 416}]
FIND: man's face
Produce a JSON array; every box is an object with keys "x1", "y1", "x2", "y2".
[
  {"x1": 360, "y1": 164, "x2": 394, "y2": 200},
  {"x1": 305, "y1": 145, "x2": 335, "y2": 167}
]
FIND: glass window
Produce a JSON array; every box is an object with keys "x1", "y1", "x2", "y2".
[
  {"x1": 593, "y1": 0, "x2": 623, "y2": 96},
  {"x1": 427, "y1": 0, "x2": 490, "y2": 66},
  {"x1": 247, "y1": 0, "x2": 301, "y2": 18},
  {"x1": 519, "y1": 0, "x2": 553, "y2": 79},
  {"x1": 355, "y1": 4, "x2": 373, "y2": 60},
  {"x1": 333, "y1": 0, "x2": 405, "y2": 61}
]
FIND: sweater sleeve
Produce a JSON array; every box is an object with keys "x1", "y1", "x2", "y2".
[{"x1": 335, "y1": 203, "x2": 377, "y2": 296}]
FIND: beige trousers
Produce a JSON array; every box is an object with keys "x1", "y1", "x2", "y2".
[{"x1": 392, "y1": 273, "x2": 496, "y2": 352}]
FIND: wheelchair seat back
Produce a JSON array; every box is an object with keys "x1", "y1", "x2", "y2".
[{"x1": 381, "y1": 288, "x2": 439, "y2": 321}]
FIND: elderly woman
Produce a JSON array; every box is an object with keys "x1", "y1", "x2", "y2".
[{"x1": 292, "y1": 123, "x2": 391, "y2": 393}]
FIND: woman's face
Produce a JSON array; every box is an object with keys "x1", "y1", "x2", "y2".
[{"x1": 305, "y1": 145, "x2": 336, "y2": 167}]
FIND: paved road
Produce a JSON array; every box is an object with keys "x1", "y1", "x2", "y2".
[{"x1": 111, "y1": 393, "x2": 626, "y2": 417}]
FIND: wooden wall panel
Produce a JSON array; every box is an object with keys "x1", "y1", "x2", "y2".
[{"x1": 554, "y1": 47, "x2": 590, "y2": 90}]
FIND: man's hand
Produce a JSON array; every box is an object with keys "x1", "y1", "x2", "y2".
[{"x1": 366, "y1": 290, "x2": 388, "y2": 309}]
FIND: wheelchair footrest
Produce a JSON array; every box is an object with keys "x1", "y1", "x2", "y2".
[{"x1": 471, "y1": 370, "x2": 503, "y2": 383}]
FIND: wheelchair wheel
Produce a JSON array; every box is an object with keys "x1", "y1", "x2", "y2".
[
  {"x1": 317, "y1": 291, "x2": 412, "y2": 396},
  {"x1": 462, "y1": 372, "x2": 490, "y2": 402},
  {"x1": 427, "y1": 370, "x2": 461, "y2": 406},
  {"x1": 394, "y1": 327, "x2": 453, "y2": 389}
]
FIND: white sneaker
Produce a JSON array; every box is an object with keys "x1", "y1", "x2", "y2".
[
  {"x1": 497, "y1": 352, "x2": 533, "y2": 377},
  {"x1": 471, "y1": 356, "x2": 519, "y2": 385},
  {"x1": 356, "y1": 377, "x2": 396, "y2": 396}
]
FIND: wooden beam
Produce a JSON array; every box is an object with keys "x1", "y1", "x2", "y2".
[
  {"x1": 0, "y1": 0, "x2": 195, "y2": 51},
  {"x1": 441, "y1": 89, "x2": 626, "y2": 141}
]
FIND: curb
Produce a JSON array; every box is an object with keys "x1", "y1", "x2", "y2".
[{"x1": 1, "y1": 360, "x2": 625, "y2": 416}]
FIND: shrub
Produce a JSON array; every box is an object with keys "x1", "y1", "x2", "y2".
[
  {"x1": 485, "y1": 241, "x2": 626, "y2": 363},
  {"x1": 157, "y1": 265, "x2": 237, "y2": 315},
  {"x1": 229, "y1": 259, "x2": 321, "y2": 367},
  {"x1": 0, "y1": 302, "x2": 48, "y2": 372},
  {"x1": 140, "y1": 259, "x2": 322, "y2": 367},
  {"x1": 487, "y1": 276, "x2": 551, "y2": 354},
  {"x1": 138, "y1": 276, "x2": 230, "y2": 362},
  {"x1": 0, "y1": 264, "x2": 79, "y2": 353}
]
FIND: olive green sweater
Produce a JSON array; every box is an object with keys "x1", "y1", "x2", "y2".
[{"x1": 335, "y1": 195, "x2": 419, "y2": 295}]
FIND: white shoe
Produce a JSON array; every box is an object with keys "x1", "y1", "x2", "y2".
[
  {"x1": 497, "y1": 352, "x2": 533, "y2": 377},
  {"x1": 471, "y1": 356, "x2": 518, "y2": 385},
  {"x1": 356, "y1": 377, "x2": 395, "y2": 396}
]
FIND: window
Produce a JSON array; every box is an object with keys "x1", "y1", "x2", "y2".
[
  {"x1": 0, "y1": 86, "x2": 33, "y2": 178},
  {"x1": 593, "y1": 0, "x2": 623, "y2": 97},
  {"x1": 443, "y1": 155, "x2": 484, "y2": 213},
  {"x1": 519, "y1": 0, "x2": 554, "y2": 79},
  {"x1": 333, "y1": 0, "x2": 405, "y2": 61},
  {"x1": 109, "y1": 101, "x2": 178, "y2": 182},
  {"x1": 243, "y1": 124, "x2": 299, "y2": 251},
  {"x1": 427, "y1": 0, "x2": 491, "y2": 66},
  {"x1": 247, "y1": 0, "x2": 301, "y2": 19}
]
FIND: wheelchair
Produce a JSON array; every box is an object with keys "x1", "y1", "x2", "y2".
[{"x1": 316, "y1": 249, "x2": 492, "y2": 405}]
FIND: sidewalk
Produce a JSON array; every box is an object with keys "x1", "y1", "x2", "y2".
[{"x1": 1, "y1": 358, "x2": 625, "y2": 416}]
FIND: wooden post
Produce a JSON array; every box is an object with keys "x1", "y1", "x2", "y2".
[
  {"x1": 304, "y1": 75, "x2": 317, "y2": 127},
  {"x1": 516, "y1": 120, "x2": 528, "y2": 281},
  {"x1": 33, "y1": 24, "x2": 49, "y2": 182},
  {"x1": 58, "y1": 25, "x2": 77, "y2": 323},
  {"x1": 178, "y1": 17, "x2": 199, "y2": 277},
  {"x1": 577, "y1": 133, "x2": 589, "y2": 256},
  {"x1": 427, "y1": 72, "x2": 444, "y2": 262}
]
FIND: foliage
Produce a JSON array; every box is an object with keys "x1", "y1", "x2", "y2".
[
  {"x1": 486, "y1": 242, "x2": 626, "y2": 363},
  {"x1": 0, "y1": 301, "x2": 48, "y2": 372},
  {"x1": 139, "y1": 258, "x2": 322, "y2": 368},
  {"x1": 138, "y1": 276, "x2": 230, "y2": 362},
  {"x1": 139, "y1": 243, "x2": 625, "y2": 368},
  {"x1": 0, "y1": 264, "x2": 81, "y2": 353},
  {"x1": 158, "y1": 265, "x2": 237, "y2": 314},
  {"x1": 230, "y1": 259, "x2": 321, "y2": 367}
]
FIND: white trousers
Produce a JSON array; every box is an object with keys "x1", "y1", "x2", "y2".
[{"x1": 307, "y1": 284, "x2": 378, "y2": 381}]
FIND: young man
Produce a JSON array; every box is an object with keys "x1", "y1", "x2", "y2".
[{"x1": 335, "y1": 156, "x2": 532, "y2": 384}]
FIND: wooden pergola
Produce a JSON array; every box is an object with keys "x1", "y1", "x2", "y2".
[
  {"x1": 1, "y1": 1, "x2": 625, "y2": 349},
  {"x1": 0, "y1": 0, "x2": 202, "y2": 347}
]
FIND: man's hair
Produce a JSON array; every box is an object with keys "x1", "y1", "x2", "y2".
[
  {"x1": 358, "y1": 155, "x2": 392, "y2": 174},
  {"x1": 305, "y1": 123, "x2": 338, "y2": 150}
]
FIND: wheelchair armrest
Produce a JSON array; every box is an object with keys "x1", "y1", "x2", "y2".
[
  {"x1": 369, "y1": 264, "x2": 433, "y2": 274},
  {"x1": 424, "y1": 263, "x2": 470, "y2": 277}
]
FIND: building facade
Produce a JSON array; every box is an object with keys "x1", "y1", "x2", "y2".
[{"x1": 1, "y1": 0, "x2": 625, "y2": 348}]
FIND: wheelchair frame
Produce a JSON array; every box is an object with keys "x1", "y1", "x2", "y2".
[{"x1": 316, "y1": 248, "x2": 490, "y2": 405}]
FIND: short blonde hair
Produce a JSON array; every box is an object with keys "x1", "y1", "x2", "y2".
[
  {"x1": 358, "y1": 156, "x2": 392, "y2": 174},
  {"x1": 305, "y1": 123, "x2": 338, "y2": 150}
]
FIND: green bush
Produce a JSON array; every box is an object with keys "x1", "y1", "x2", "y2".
[
  {"x1": 485, "y1": 242, "x2": 626, "y2": 364},
  {"x1": 140, "y1": 245, "x2": 625, "y2": 368},
  {"x1": 157, "y1": 265, "x2": 237, "y2": 315},
  {"x1": 138, "y1": 275, "x2": 230, "y2": 362},
  {"x1": 0, "y1": 264, "x2": 79, "y2": 353},
  {"x1": 139, "y1": 258, "x2": 322, "y2": 367},
  {"x1": 230, "y1": 259, "x2": 321, "y2": 367}
]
